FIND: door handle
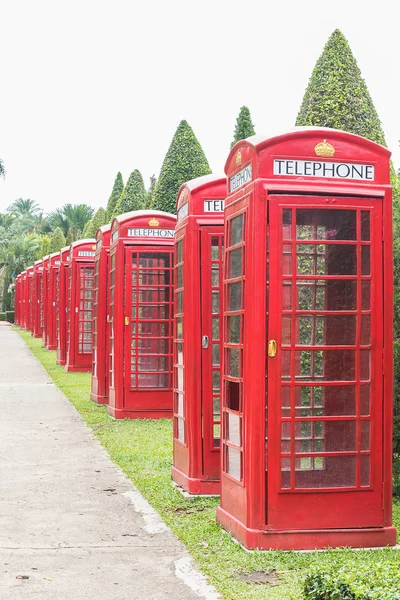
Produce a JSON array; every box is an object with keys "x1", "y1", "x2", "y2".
[
  {"x1": 268, "y1": 340, "x2": 277, "y2": 358},
  {"x1": 125, "y1": 316, "x2": 130, "y2": 326},
  {"x1": 202, "y1": 335, "x2": 209, "y2": 349}
]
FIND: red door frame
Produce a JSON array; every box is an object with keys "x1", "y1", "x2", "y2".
[
  {"x1": 26, "y1": 267, "x2": 34, "y2": 332},
  {"x1": 56, "y1": 247, "x2": 70, "y2": 366},
  {"x1": 107, "y1": 210, "x2": 177, "y2": 420},
  {"x1": 216, "y1": 128, "x2": 396, "y2": 550},
  {"x1": 47, "y1": 252, "x2": 60, "y2": 350},
  {"x1": 42, "y1": 257, "x2": 49, "y2": 346},
  {"x1": 91, "y1": 225, "x2": 111, "y2": 404},
  {"x1": 267, "y1": 196, "x2": 383, "y2": 529},
  {"x1": 172, "y1": 175, "x2": 226, "y2": 495},
  {"x1": 32, "y1": 261, "x2": 44, "y2": 338},
  {"x1": 65, "y1": 240, "x2": 96, "y2": 372}
]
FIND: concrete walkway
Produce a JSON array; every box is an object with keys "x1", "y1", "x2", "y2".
[{"x1": 0, "y1": 324, "x2": 217, "y2": 600}]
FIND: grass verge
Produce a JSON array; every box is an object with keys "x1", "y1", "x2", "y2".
[{"x1": 15, "y1": 327, "x2": 400, "y2": 600}]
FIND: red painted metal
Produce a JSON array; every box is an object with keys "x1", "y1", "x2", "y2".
[
  {"x1": 216, "y1": 127, "x2": 396, "y2": 550},
  {"x1": 56, "y1": 247, "x2": 70, "y2": 366},
  {"x1": 172, "y1": 174, "x2": 226, "y2": 494},
  {"x1": 107, "y1": 210, "x2": 176, "y2": 420},
  {"x1": 32, "y1": 260, "x2": 44, "y2": 338},
  {"x1": 25, "y1": 266, "x2": 34, "y2": 332},
  {"x1": 65, "y1": 239, "x2": 96, "y2": 372},
  {"x1": 41, "y1": 256, "x2": 49, "y2": 346},
  {"x1": 47, "y1": 252, "x2": 61, "y2": 350},
  {"x1": 15, "y1": 274, "x2": 21, "y2": 326},
  {"x1": 91, "y1": 225, "x2": 111, "y2": 404}
]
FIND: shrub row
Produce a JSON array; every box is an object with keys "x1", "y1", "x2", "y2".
[
  {"x1": 0, "y1": 311, "x2": 14, "y2": 323},
  {"x1": 304, "y1": 562, "x2": 400, "y2": 599}
]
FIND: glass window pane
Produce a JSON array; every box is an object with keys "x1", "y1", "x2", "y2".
[
  {"x1": 282, "y1": 316, "x2": 291, "y2": 345},
  {"x1": 176, "y1": 317, "x2": 183, "y2": 339},
  {"x1": 361, "y1": 211, "x2": 370, "y2": 241},
  {"x1": 212, "y1": 344, "x2": 220, "y2": 365},
  {"x1": 227, "y1": 315, "x2": 240, "y2": 344},
  {"x1": 296, "y1": 209, "x2": 356, "y2": 241},
  {"x1": 360, "y1": 386, "x2": 370, "y2": 415},
  {"x1": 176, "y1": 342, "x2": 183, "y2": 365},
  {"x1": 177, "y1": 393, "x2": 184, "y2": 417},
  {"x1": 282, "y1": 282, "x2": 292, "y2": 310},
  {"x1": 227, "y1": 348, "x2": 240, "y2": 378},
  {"x1": 361, "y1": 315, "x2": 371, "y2": 345},
  {"x1": 177, "y1": 418, "x2": 185, "y2": 442},
  {"x1": 228, "y1": 282, "x2": 242, "y2": 311},
  {"x1": 295, "y1": 455, "x2": 356, "y2": 488},
  {"x1": 212, "y1": 292, "x2": 220, "y2": 314},
  {"x1": 360, "y1": 350, "x2": 370, "y2": 380},
  {"x1": 282, "y1": 209, "x2": 292, "y2": 240},
  {"x1": 361, "y1": 246, "x2": 370, "y2": 275},
  {"x1": 362, "y1": 281, "x2": 370, "y2": 310},
  {"x1": 177, "y1": 240, "x2": 183, "y2": 263},
  {"x1": 229, "y1": 248, "x2": 242, "y2": 279},
  {"x1": 230, "y1": 214, "x2": 243, "y2": 246},
  {"x1": 213, "y1": 370, "x2": 220, "y2": 392},
  {"x1": 226, "y1": 446, "x2": 241, "y2": 480},
  {"x1": 360, "y1": 455, "x2": 370, "y2": 486},
  {"x1": 227, "y1": 412, "x2": 241, "y2": 446},
  {"x1": 212, "y1": 317, "x2": 220, "y2": 340}
]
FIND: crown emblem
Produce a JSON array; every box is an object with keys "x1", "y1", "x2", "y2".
[
  {"x1": 92, "y1": 244, "x2": 96, "y2": 250},
  {"x1": 148, "y1": 218, "x2": 159, "y2": 227},
  {"x1": 315, "y1": 140, "x2": 335, "y2": 157},
  {"x1": 236, "y1": 150, "x2": 242, "y2": 167}
]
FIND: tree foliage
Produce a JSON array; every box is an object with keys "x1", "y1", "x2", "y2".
[
  {"x1": 231, "y1": 106, "x2": 256, "y2": 148},
  {"x1": 49, "y1": 227, "x2": 66, "y2": 253},
  {"x1": 151, "y1": 120, "x2": 211, "y2": 214},
  {"x1": 105, "y1": 172, "x2": 124, "y2": 222},
  {"x1": 113, "y1": 170, "x2": 147, "y2": 217},
  {"x1": 46, "y1": 203, "x2": 94, "y2": 242},
  {"x1": 0, "y1": 159, "x2": 5, "y2": 179},
  {"x1": 7, "y1": 198, "x2": 42, "y2": 218},
  {"x1": 296, "y1": 29, "x2": 387, "y2": 145},
  {"x1": 296, "y1": 29, "x2": 400, "y2": 453},
  {"x1": 83, "y1": 208, "x2": 107, "y2": 238},
  {"x1": 146, "y1": 174, "x2": 157, "y2": 209}
]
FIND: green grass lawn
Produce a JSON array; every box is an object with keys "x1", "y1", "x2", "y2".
[{"x1": 16, "y1": 327, "x2": 400, "y2": 600}]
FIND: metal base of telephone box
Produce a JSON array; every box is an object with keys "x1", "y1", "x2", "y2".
[
  {"x1": 216, "y1": 507, "x2": 396, "y2": 551},
  {"x1": 65, "y1": 365, "x2": 92, "y2": 373},
  {"x1": 172, "y1": 466, "x2": 220, "y2": 495},
  {"x1": 107, "y1": 390, "x2": 172, "y2": 419},
  {"x1": 90, "y1": 379, "x2": 109, "y2": 404}
]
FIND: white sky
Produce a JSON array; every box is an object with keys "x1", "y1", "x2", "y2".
[{"x1": 0, "y1": 0, "x2": 399, "y2": 215}]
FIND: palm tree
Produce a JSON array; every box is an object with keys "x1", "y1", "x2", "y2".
[
  {"x1": 46, "y1": 203, "x2": 94, "y2": 241},
  {"x1": 0, "y1": 235, "x2": 41, "y2": 277},
  {"x1": 7, "y1": 198, "x2": 42, "y2": 218}
]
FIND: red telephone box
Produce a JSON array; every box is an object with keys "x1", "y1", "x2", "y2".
[
  {"x1": 91, "y1": 225, "x2": 111, "y2": 404},
  {"x1": 56, "y1": 246, "x2": 70, "y2": 366},
  {"x1": 172, "y1": 175, "x2": 226, "y2": 494},
  {"x1": 65, "y1": 239, "x2": 96, "y2": 372},
  {"x1": 15, "y1": 274, "x2": 21, "y2": 326},
  {"x1": 32, "y1": 260, "x2": 44, "y2": 338},
  {"x1": 46, "y1": 252, "x2": 61, "y2": 350},
  {"x1": 216, "y1": 128, "x2": 396, "y2": 550},
  {"x1": 107, "y1": 210, "x2": 176, "y2": 419},
  {"x1": 42, "y1": 256, "x2": 49, "y2": 346},
  {"x1": 26, "y1": 267, "x2": 34, "y2": 331}
]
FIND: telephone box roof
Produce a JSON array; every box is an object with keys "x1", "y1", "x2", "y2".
[
  {"x1": 99, "y1": 224, "x2": 111, "y2": 234},
  {"x1": 34, "y1": 259, "x2": 43, "y2": 267},
  {"x1": 113, "y1": 209, "x2": 176, "y2": 226},
  {"x1": 225, "y1": 126, "x2": 391, "y2": 173},
  {"x1": 70, "y1": 239, "x2": 96, "y2": 249},
  {"x1": 181, "y1": 172, "x2": 226, "y2": 193},
  {"x1": 49, "y1": 251, "x2": 61, "y2": 259},
  {"x1": 60, "y1": 246, "x2": 70, "y2": 254}
]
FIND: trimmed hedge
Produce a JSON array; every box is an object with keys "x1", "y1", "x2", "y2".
[
  {"x1": 6, "y1": 311, "x2": 14, "y2": 323},
  {"x1": 0, "y1": 312, "x2": 6, "y2": 321},
  {"x1": 303, "y1": 562, "x2": 400, "y2": 599}
]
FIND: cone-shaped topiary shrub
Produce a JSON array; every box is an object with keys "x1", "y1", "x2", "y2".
[
  {"x1": 49, "y1": 227, "x2": 67, "y2": 253},
  {"x1": 105, "y1": 172, "x2": 124, "y2": 222},
  {"x1": 83, "y1": 208, "x2": 107, "y2": 238},
  {"x1": 151, "y1": 120, "x2": 211, "y2": 214},
  {"x1": 113, "y1": 170, "x2": 147, "y2": 218},
  {"x1": 231, "y1": 106, "x2": 256, "y2": 148}
]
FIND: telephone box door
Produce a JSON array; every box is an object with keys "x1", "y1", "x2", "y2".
[
  {"x1": 267, "y1": 196, "x2": 384, "y2": 530},
  {"x1": 76, "y1": 263, "x2": 95, "y2": 360},
  {"x1": 124, "y1": 247, "x2": 174, "y2": 405},
  {"x1": 200, "y1": 227, "x2": 224, "y2": 479}
]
